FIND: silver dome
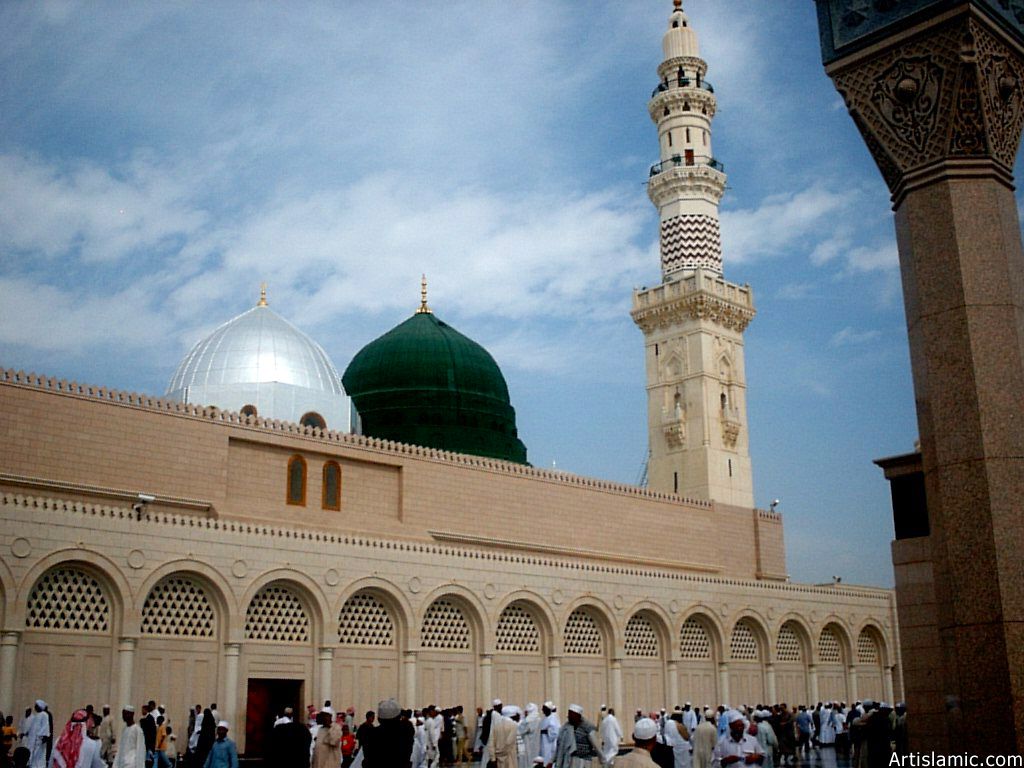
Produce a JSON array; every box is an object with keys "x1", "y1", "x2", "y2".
[{"x1": 166, "y1": 302, "x2": 350, "y2": 430}]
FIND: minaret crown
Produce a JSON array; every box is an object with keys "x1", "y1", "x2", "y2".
[{"x1": 663, "y1": 3, "x2": 699, "y2": 59}]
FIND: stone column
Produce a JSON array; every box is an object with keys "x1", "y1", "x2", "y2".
[
  {"x1": 765, "y1": 663, "x2": 777, "y2": 705},
  {"x1": 610, "y1": 658, "x2": 623, "y2": 719},
  {"x1": 547, "y1": 657, "x2": 561, "y2": 707},
  {"x1": 846, "y1": 666, "x2": 858, "y2": 705},
  {"x1": 808, "y1": 664, "x2": 820, "y2": 706},
  {"x1": 816, "y1": 0, "x2": 1024, "y2": 753},
  {"x1": 117, "y1": 637, "x2": 137, "y2": 708},
  {"x1": 717, "y1": 663, "x2": 729, "y2": 707},
  {"x1": 667, "y1": 661, "x2": 680, "y2": 709},
  {"x1": 480, "y1": 654, "x2": 493, "y2": 707},
  {"x1": 0, "y1": 631, "x2": 21, "y2": 713},
  {"x1": 884, "y1": 666, "x2": 896, "y2": 705},
  {"x1": 222, "y1": 643, "x2": 241, "y2": 729},
  {"x1": 318, "y1": 647, "x2": 334, "y2": 706},
  {"x1": 403, "y1": 651, "x2": 418, "y2": 706}
]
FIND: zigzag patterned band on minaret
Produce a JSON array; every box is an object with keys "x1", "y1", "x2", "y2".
[{"x1": 660, "y1": 213, "x2": 723, "y2": 275}]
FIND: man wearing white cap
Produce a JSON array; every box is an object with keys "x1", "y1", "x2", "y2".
[
  {"x1": 710, "y1": 711, "x2": 763, "y2": 767},
  {"x1": 540, "y1": 703, "x2": 560, "y2": 765},
  {"x1": 25, "y1": 700, "x2": 51, "y2": 768},
  {"x1": 113, "y1": 707, "x2": 145, "y2": 768},
  {"x1": 203, "y1": 721, "x2": 238, "y2": 768},
  {"x1": 691, "y1": 713, "x2": 717, "y2": 768},
  {"x1": 479, "y1": 700, "x2": 503, "y2": 768},
  {"x1": 682, "y1": 704, "x2": 697, "y2": 736},
  {"x1": 521, "y1": 704, "x2": 542, "y2": 766},
  {"x1": 553, "y1": 705, "x2": 601, "y2": 768},
  {"x1": 608, "y1": 718, "x2": 658, "y2": 767},
  {"x1": 598, "y1": 708, "x2": 622, "y2": 766},
  {"x1": 491, "y1": 706, "x2": 521, "y2": 768}
]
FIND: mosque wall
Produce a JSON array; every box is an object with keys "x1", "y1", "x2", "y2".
[
  {"x1": 0, "y1": 371, "x2": 779, "y2": 579},
  {"x1": 0, "y1": 371, "x2": 902, "y2": 754}
]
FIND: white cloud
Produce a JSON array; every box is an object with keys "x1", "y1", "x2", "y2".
[
  {"x1": 0, "y1": 153, "x2": 207, "y2": 263},
  {"x1": 829, "y1": 326, "x2": 882, "y2": 348}
]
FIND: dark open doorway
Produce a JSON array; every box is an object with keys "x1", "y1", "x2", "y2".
[{"x1": 244, "y1": 678, "x2": 303, "y2": 758}]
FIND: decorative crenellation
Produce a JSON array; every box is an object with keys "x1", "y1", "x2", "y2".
[
  {"x1": 26, "y1": 566, "x2": 111, "y2": 633},
  {"x1": 141, "y1": 576, "x2": 216, "y2": 638},
  {"x1": 647, "y1": 163, "x2": 726, "y2": 209},
  {"x1": 829, "y1": 15, "x2": 1024, "y2": 200},
  {"x1": 338, "y1": 592, "x2": 395, "y2": 647},
  {"x1": 245, "y1": 584, "x2": 310, "y2": 643},
  {"x1": 564, "y1": 609, "x2": 603, "y2": 656},
  {"x1": 657, "y1": 55, "x2": 708, "y2": 82},
  {"x1": 495, "y1": 603, "x2": 541, "y2": 654},
  {"x1": 660, "y1": 214, "x2": 723, "y2": 275},
  {"x1": 648, "y1": 87, "x2": 717, "y2": 123},
  {"x1": 625, "y1": 613, "x2": 661, "y2": 658},
  {"x1": 0, "y1": 368, "x2": 713, "y2": 508},
  {"x1": 632, "y1": 280, "x2": 756, "y2": 334},
  {"x1": 0, "y1": 491, "x2": 896, "y2": 601}
]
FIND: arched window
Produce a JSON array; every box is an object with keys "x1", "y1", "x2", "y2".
[
  {"x1": 286, "y1": 455, "x2": 307, "y2": 506},
  {"x1": 300, "y1": 412, "x2": 326, "y2": 429},
  {"x1": 322, "y1": 461, "x2": 341, "y2": 510}
]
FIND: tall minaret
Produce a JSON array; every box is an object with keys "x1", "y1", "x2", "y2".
[{"x1": 631, "y1": 0, "x2": 756, "y2": 508}]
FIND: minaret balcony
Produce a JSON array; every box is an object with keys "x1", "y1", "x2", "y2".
[
  {"x1": 651, "y1": 78, "x2": 714, "y2": 99},
  {"x1": 649, "y1": 154, "x2": 724, "y2": 177}
]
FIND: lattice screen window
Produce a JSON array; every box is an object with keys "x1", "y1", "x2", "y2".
[
  {"x1": 625, "y1": 614, "x2": 660, "y2": 658},
  {"x1": 141, "y1": 577, "x2": 215, "y2": 637},
  {"x1": 730, "y1": 620, "x2": 759, "y2": 661},
  {"x1": 421, "y1": 599, "x2": 471, "y2": 650},
  {"x1": 857, "y1": 631, "x2": 879, "y2": 664},
  {"x1": 245, "y1": 584, "x2": 310, "y2": 643},
  {"x1": 680, "y1": 618, "x2": 711, "y2": 659},
  {"x1": 496, "y1": 603, "x2": 540, "y2": 653},
  {"x1": 819, "y1": 628, "x2": 842, "y2": 663},
  {"x1": 338, "y1": 593, "x2": 394, "y2": 647},
  {"x1": 564, "y1": 609, "x2": 602, "y2": 656},
  {"x1": 776, "y1": 624, "x2": 802, "y2": 662},
  {"x1": 26, "y1": 567, "x2": 111, "y2": 633}
]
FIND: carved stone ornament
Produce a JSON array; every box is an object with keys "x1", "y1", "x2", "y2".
[
  {"x1": 721, "y1": 418, "x2": 741, "y2": 447},
  {"x1": 830, "y1": 15, "x2": 1024, "y2": 196}
]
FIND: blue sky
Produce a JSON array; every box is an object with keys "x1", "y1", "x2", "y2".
[{"x1": 4, "y1": 1, "x2": 993, "y2": 588}]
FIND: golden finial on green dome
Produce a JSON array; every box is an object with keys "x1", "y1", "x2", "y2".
[{"x1": 416, "y1": 274, "x2": 432, "y2": 314}]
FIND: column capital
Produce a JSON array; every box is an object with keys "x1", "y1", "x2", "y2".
[
  {"x1": 0, "y1": 630, "x2": 21, "y2": 646},
  {"x1": 402, "y1": 650, "x2": 418, "y2": 661},
  {"x1": 717, "y1": 661, "x2": 729, "y2": 671},
  {"x1": 118, "y1": 636, "x2": 138, "y2": 651},
  {"x1": 223, "y1": 642, "x2": 242, "y2": 656},
  {"x1": 479, "y1": 654, "x2": 493, "y2": 665},
  {"x1": 547, "y1": 656, "x2": 562, "y2": 665},
  {"x1": 318, "y1": 646, "x2": 335, "y2": 661},
  {"x1": 822, "y1": 7, "x2": 1024, "y2": 205}
]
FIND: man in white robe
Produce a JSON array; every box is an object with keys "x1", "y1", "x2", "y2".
[
  {"x1": 520, "y1": 704, "x2": 542, "y2": 764},
  {"x1": 26, "y1": 700, "x2": 51, "y2": 768},
  {"x1": 479, "y1": 700, "x2": 503, "y2": 768},
  {"x1": 539, "y1": 703, "x2": 560, "y2": 765},
  {"x1": 682, "y1": 705, "x2": 698, "y2": 736},
  {"x1": 423, "y1": 706, "x2": 442, "y2": 768},
  {"x1": 491, "y1": 707, "x2": 521, "y2": 768},
  {"x1": 711, "y1": 711, "x2": 764, "y2": 768},
  {"x1": 113, "y1": 706, "x2": 146, "y2": 768},
  {"x1": 599, "y1": 708, "x2": 622, "y2": 766},
  {"x1": 51, "y1": 709, "x2": 105, "y2": 768}
]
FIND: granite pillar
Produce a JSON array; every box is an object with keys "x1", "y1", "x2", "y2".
[{"x1": 816, "y1": 0, "x2": 1024, "y2": 753}]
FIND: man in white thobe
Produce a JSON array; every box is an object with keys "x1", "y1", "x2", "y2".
[
  {"x1": 682, "y1": 705, "x2": 698, "y2": 736},
  {"x1": 599, "y1": 708, "x2": 622, "y2": 766},
  {"x1": 479, "y1": 700, "x2": 503, "y2": 768},
  {"x1": 491, "y1": 707, "x2": 521, "y2": 768},
  {"x1": 113, "y1": 706, "x2": 146, "y2": 768},
  {"x1": 520, "y1": 704, "x2": 542, "y2": 765},
  {"x1": 26, "y1": 700, "x2": 51, "y2": 768},
  {"x1": 423, "y1": 706, "x2": 443, "y2": 768},
  {"x1": 539, "y1": 703, "x2": 560, "y2": 765}
]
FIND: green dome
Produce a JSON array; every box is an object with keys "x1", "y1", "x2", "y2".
[{"x1": 342, "y1": 311, "x2": 528, "y2": 464}]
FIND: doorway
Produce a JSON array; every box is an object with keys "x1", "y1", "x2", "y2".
[{"x1": 244, "y1": 678, "x2": 303, "y2": 758}]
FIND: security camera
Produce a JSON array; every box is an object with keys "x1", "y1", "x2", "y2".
[
  {"x1": 772, "y1": 498, "x2": 780, "y2": 506},
  {"x1": 137, "y1": 493, "x2": 156, "y2": 503}
]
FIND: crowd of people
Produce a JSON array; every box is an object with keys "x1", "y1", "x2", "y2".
[{"x1": 0, "y1": 695, "x2": 908, "y2": 768}]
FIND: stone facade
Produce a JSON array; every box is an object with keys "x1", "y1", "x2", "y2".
[{"x1": 0, "y1": 369, "x2": 899, "y2": 752}]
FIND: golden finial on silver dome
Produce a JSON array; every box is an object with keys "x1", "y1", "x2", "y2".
[{"x1": 258, "y1": 282, "x2": 268, "y2": 307}]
